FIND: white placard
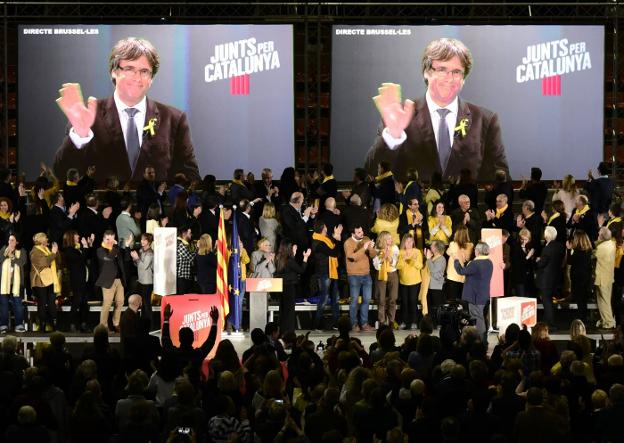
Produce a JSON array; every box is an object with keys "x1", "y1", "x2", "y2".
[{"x1": 153, "y1": 227, "x2": 177, "y2": 295}]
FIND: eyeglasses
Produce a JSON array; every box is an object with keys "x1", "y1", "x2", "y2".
[
  {"x1": 118, "y1": 65, "x2": 152, "y2": 79},
  {"x1": 430, "y1": 67, "x2": 464, "y2": 80}
]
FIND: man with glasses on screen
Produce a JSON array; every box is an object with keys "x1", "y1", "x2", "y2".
[
  {"x1": 53, "y1": 37, "x2": 200, "y2": 183},
  {"x1": 365, "y1": 37, "x2": 509, "y2": 182}
]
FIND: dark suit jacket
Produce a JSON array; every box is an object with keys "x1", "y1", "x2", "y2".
[
  {"x1": 398, "y1": 210, "x2": 430, "y2": 251},
  {"x1": 54, "y1": 96, "x2": 200, "y2": 183},
  {"x1": 237, "y1": 211, "x2": 256, "y2": 255},
  {"x1": 280, "y1": 204, "x2": 312, "y2": 249},
  {"x1": 454, "y1": 257, "x2": 493, "y2": 305},
  {"x1": 136, "y1": 178, "x2": 166, "y2": 216},
  {"x1": 365, "y1": 97, "x2": 509, "y2": 181},
  {"x1": 95, "y1": 246, "x2": 127, "y2": 289},
  {"x1": 78, "y1": 207, "x2": 113, "y2": 249},
  {"x1": 199, "y1": 207, "x2": 219, "y2": 243},
  {"x1": 535, "y1": 241, "x2": 565, "y2": 291},
  {"x1": 49, "y1": 205, "x2": 75, "y2": 246},
  {"x1": 567, "y1": 208, "x2": 598, "y2": 242}
]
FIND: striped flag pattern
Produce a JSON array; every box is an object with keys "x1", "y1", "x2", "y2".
[
  {"x1": 230, "y1": 74, "x2": 250, "y2": 95},
  {"x1": 216, "y1": 207, "x2": 229, "y2": 323},
  {"x1": 542, "y1": 75, "x2": 561, "y2": 96}
]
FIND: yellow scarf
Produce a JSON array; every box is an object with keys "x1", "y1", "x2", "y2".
[
  {"x1": 312, "y1": 233, "x2": 338, "y2": 279},
  {"x1": 322, "y1": 175, "x2": 334, "y2": 183},
  {"x1": 375, "y1": 171, "x2": 393, "y2": 183},
  {"x1": 1, "y1": 250, "x2": 20, "y2": 296},
  {"x1": 0, "y1": 212, "x2": 9, "y2": 221},
  {"x1": 575, "y1": 205, "x2": 590, "y2": 216},
  {"x1": 406, "y1": 210, "x2": 422, "y2": 226},
  {"x1": 35, "y1": 245, "x2": 60, "y2": 293},
  {"x1": 378, "y1": 250, "x2": 389, "y2": 282},
  {"x1": 495, "y1": 204, "x2": 508, "y2": 219},
  {"x1": 548, "y1": 212, "x2": 560, "y2": 225},
  {"x1": 65, "y1": 180, "x2": 77, "y2": 187},
  {"x1": 178, "y1": 237, "x2": 190, "y2": 246},
  {"x1": 607, "y1": 217, "x2": 622, "y2": 228},
  {"x1": 101, "y1": 242, "x2": 113, "y2": 251},
  {"x1": 232, "y1": 179, "x2": 245, "y2": 186}
]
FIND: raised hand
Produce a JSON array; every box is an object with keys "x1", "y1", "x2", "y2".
[
  {"x1": 303, "y1": 248, "x2": 312, "y2": 261},
  {"x1": 56, "y1": 83, "x2": 97, "y2": 137},
  {"x1": 372, "y1": 82, "x2": 416, "y2": 138},
  {"x1": 210, "y1": 305, "x2": 219, "y2": 322},
  {"x1": 163, "y1": 303, "x2": 173, "y2": 320}
]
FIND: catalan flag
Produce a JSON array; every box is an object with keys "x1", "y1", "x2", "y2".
[
  {"x1": 216, "y1": 206, "x2": 229, "y2": 323},
  {"x1": 229, "y1": 210, "x2": 243, "y2": 331}
]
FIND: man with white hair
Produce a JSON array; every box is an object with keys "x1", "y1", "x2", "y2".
[
  {"x1": 595, "y1": 227, "x2": 616, "y2": 330},
  {"x1": 453, "y1": 241, "x2": 493, "y2": 342},
  {"x1": 535, "y1": 226, "x2": 565, "y2": 331},
  {"x1": 567, "y1": 194, "x2": 598, "y2": 242}
]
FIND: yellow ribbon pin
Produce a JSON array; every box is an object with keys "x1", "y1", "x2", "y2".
[
  {"x1": 454, "y1": 118, "x2": 469, "y2": 137},
  {"x1": 143, "y1": 118, "x2": 157, "y2": 136}
]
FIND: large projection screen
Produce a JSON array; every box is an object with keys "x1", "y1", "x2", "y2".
[
  {"x1": 19, "y1": 24, "x2": 294, "y2": 180},
  {"x1": 331, "y1": 25, "x2": 604, "y2": 181}
]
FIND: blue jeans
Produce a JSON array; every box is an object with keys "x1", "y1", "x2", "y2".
[
  {"x1": 0, "y1": 295, "x2": 24, "y2": 329},
  {"x1": 348, "y1": 274, "x2": 372, "y2": 326},
  {"x1": 314, "y1": 276, "x2": 340, "y2": 329}
]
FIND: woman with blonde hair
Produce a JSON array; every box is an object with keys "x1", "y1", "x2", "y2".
[
  {"x1": 251, "y1": 238, "x2": 275, "y2": 278},
  {"x1": 552, "y1": 174, "x2": 579, "y2": 217},
  {"x1": 396, "y1": 233, "x2": 424, "y2": 330},
  {"x1": 259, "y1": 202, "x2": 280, "y2": 250},
  {"x1": 372, "y1": 203, "x2": 400, "y2": 245},
  {"x1": 446, "y1": 225, "x2": 474, "y2": 301},
  {"x1": 30, "y1": 232, "x2": 60, "y2": 332},
  {"x1": 428, "y1": 200, "x2": 452, "y2": 245},
  {"x1": 510, "y1": 228, "x2": 536, "y2": 298},
  {"x1": 196, "y1": 233, "x2": 217, "y2": 294},
  {"x1": 373, "y1": 231, "x2": 400, "y2": 328}
]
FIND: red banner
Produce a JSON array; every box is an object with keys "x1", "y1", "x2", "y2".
[{"x1": 161, "y1": 294, "x2": 223, "y2": 359}]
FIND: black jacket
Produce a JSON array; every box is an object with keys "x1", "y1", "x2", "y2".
[
  {"x1": 95, "y1": 246, "x2": 127, "y2": 289},
  {"x1": 535, "y1": 241, "x2": 565, "y2": 291}
]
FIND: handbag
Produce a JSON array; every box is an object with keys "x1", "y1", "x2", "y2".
[{"x1": 34, "y1": 266, "x2": 55, "y2": 287}]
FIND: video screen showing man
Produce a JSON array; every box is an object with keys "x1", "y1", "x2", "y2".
[
  {"x1": 365, "y1": 38, "x2": 509, "y2": 182},
  {"x1": 54, "y1": 37, "x2": 200, "y2": 183}
]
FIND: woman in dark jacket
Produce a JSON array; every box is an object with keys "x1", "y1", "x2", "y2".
[
  {"x1": 567, "y1": 229, "x2": 593, "y2": 324},
  {"x1": 196, "y1": 234, "x2": 217, "y2": 294},
  {"x1": 62, "y1": 230, "x2": 93, "y2": 333},
  {"x1": 274, "y1": 240, "x2": 310, "y2": 333},
  {"x1": 510, "y1": 228, "x2": 536, "y2": 297},
  {"x1": 542, "y1": 199, "x2": 568, "y2": 243}
]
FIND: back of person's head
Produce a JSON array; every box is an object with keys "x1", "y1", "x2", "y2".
[
  {"x1": 264, "y1": 322, "x2": 279, "y2": 338},
  {"x1": 66, "y1": 168, "x2": 80, "y2": 183},
  {"x1": 92, "y1": 324, "x2": 109, "y2": 349},
  {"x1": 337, "y1": 315, "x2": 352, "y2": 336},
  {"x1": 174, "y1": 377, "x2": 196, "y2": 405},
  {"x1": 313, "y1": 219, "x2": 326, "y2": 234},
  {"x1": 251, "y1": 328, "x2": 267, "y2": 345},
  {"x1": 440, "y1": 359, "x2": 456, "y2": 375},
  {"x1": 609, "y1": 383, "x2": 624, "y2": 405},
  {"x1": 607, "y1": 353, "x2": 624, "y2": 367},
  {"x1": 262, "y1": 369, "x2": 283, "y2": 398},
  {"x1": 410, "y1": 378, "x2": 426, "y2": 396},
  {"x1": 217, "y1": 370, "x2": 237, "y2": 392},
  {"x1": 179, "y1": 327, "x2": 194, "y2": 347},
  {"x1": 598, "y1": 161, "x2": 610, "y2": 176},
  {"x1": 592, "y1": 388, "x2": 608, "y2": 410},
  {"x1": 49, "y1": 331, "x2": 66, "y2": 350},
  {"x1": 17, "y1": 405, "x2": 37, "y2": 425},
  {"x1": 126, "y1": 369, "x2": 149, "y2": 395},
  {"x1": 503, "y1": 323, "x2": 521, "y2": 344},
  {"x1": 1, "y1": 335, "x2": 17, "y2": 353},
  {"x1": 386, "y1": 427, "x2": 406, "y2": 443},
  {"x1": 322, "y1": 163, "x2": 334, "y2": 176},
  {"x1": 379, "y1": 328, "x2": 396, "y2": 350},
  {"x1": 530, "y1": 167, "x2": 542, "y2": 181}
]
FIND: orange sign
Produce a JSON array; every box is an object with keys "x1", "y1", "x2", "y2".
[
  {"x1": 481, "y1": 228, "x2": 504, "y2": 297},
  {"x1": 246, "y1": 278, "x2": 283, "y2": 292},
  {"x1": 161, "y1": 294, "x2": 223, "y2": 359}
]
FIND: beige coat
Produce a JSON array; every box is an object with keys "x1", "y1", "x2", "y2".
[{"x1": 594, "y1": 239, "x2": 616, "y2": 286}]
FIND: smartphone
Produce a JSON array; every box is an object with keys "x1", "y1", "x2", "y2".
[{"x1": 274, "y1": 399, "x2": 284, "y2": 404}]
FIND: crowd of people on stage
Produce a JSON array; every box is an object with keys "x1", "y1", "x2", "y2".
[
  {"x1": 0, "y1": 160, "x2": 621, "y2": 336},
  {"x1": 1, "y1": 159, "x2": 624, "y2": 441}
]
